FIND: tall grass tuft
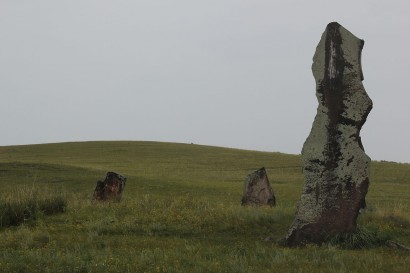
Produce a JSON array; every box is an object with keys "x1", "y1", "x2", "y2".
[
  {"x1": 327, "y1": 227, "x2": 391, "y2": 249},
  {"x1": 0, "y1": 188, "x2": 67, "y2": 227}
]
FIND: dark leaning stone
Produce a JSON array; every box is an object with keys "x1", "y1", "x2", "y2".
[
  {"x1": 93, "y1": 172, "x2": 127, "y2": 202},
  {"x1": 241, "y1": 167, "x2": 276, "y2": 207},
  {"x1": 285, "y1": 22, "x2": 373, "y2": 246}
]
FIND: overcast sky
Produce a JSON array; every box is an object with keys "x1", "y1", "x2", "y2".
[{"x1": 1, "y1": 0, "x2": 409, "y2": 163}]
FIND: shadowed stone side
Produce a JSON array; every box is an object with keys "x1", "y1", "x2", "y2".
[
  {"x1": 241, "y1": 167, "x2": 275, "y2": 207},
  {"x1": 93, "y1": 172, "x2": 127, "y2": 202},
  {"x1": 285, "y1": 22, "x2": 373, "y2": 246}
]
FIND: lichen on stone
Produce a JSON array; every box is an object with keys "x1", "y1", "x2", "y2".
[{"x1": 285, "y1": 22, "x2": 372, "y2": 246}]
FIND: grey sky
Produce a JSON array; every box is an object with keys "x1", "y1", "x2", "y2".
[{"x1": 1, "y1": 0, "x2": 409, "y2": 163}]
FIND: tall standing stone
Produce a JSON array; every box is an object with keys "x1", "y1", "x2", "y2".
[{"x1": 285, "y1": 22, "x2": 373, "y2": 246}]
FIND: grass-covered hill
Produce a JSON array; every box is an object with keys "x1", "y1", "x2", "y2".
[{"x1": 0, "y1": 141, "x2": 409, "y2": 273}]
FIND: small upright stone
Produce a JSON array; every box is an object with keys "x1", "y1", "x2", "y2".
[
  {"x1": 285, "y1": 22, "x2": 372, "y2": 246},
  {"x1": 93, "y1": 172, "x2": 126, "y2": 202},
  {"x1": 241, "y1": 167, "x2": 275, "y2": 207}
]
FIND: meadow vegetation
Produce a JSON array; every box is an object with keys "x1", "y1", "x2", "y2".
[
  {"x1": 0, "y1": 187, "x2": 66, "y2": 228},
  {"x1": 0, "y1": 141, "x2": 409, "y2": 272}
]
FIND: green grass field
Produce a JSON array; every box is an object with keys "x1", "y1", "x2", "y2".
[{"x1": 0, "y1": 141, "x2": 409, "y2": 273}]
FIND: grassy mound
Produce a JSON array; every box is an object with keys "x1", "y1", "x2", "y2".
[{"x1": 0, "y1": 141, "x2": 409, "y2": 273}]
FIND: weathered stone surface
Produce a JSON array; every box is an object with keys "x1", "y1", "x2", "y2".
[
  {"x1": 285, "y1": 22, "x2": 373, "y2": 246},
  {"x1": 241, "y1": 167, "x2": 275, "y2": 207},
  {"x1": 93, "y1": 172, "x2": 126, "y2": 201}
]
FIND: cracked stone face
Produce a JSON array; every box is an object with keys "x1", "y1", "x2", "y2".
[{"x1": 285, "y1": 22, "x2": 373, "y2": 246}]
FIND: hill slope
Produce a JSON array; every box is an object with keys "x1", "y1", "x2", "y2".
[{"x1": 0, "y1": 141, "x2": 409, "y2": 273}]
